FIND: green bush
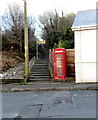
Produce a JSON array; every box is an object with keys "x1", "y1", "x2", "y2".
[{"x1": 58, "y1": 39, "x2": 73, "y2": 49}]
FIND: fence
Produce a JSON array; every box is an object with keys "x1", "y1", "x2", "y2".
[
  {"x1": 49, "y1": 49, "x2": 75, "y2": 78},
  {"x1": 66, "y1": 49, "x2": 75, "y2": 76}
]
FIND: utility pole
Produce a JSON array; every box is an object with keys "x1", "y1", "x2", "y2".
[
  {"x1": 0, "y1": 27, "x2": 1, "y2": 42},
  {"x1": 36, "y1": 39, "x2": 38, "y2": 59},
  {"x1": 24, "y1": 0, "x2": 29, "y2": 82}
]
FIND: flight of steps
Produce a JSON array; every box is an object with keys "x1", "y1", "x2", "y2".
[{"x1": 29, "y1": 60, "x2": 52, "y2": 82}]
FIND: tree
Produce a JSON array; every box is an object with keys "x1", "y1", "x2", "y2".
[
  {"x1": 2, "y1": 3, "x2": 24, "y2": 53},
  {"x1": 2, "y1": 2, "x2": 36, "y2": 57},
  {"x1": 39, "y1": 10, "x2": 75, "y2": 49},
  {"x1": 39, "y1": 11, "x2": 54, "y2": 49}
]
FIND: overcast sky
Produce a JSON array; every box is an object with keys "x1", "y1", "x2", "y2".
[
  {"x1": 0, "y1": 0, "x2": 97, "y2": 38},
  {"x1": 0, "y1": 0, "x2": 97, "y2": 16}
]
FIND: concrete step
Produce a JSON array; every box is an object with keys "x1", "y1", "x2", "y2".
[
  {"x1": 29, "y1": 78, "x2": 51, "y2": 81},
  {"x1": 34, "y1": 64, "x2": 48, "y2": 66},
  {"x1": 31, "y1": 71, "x2": 50, "y2": 73},
  {"x1": 29, "y1": 77, "x2": 75, "y2": 82},
  {"x1": 36, "y1": 62, "x2": 48, "y2": 64},
  {"x1": 26, "y1": 81, "x2": 73, "y2": 85},
  {"x1": 30, "y1": 76, "x2": 51, "y2": 78},
  {"x1": 29, "y1": 59, "x2": 51, "y2": 82},
  {"x1": 31, "y1": 72, "x2": 50, "y2": 74},
  {"x1": 33, "y1": 65, "x2": 48, "y2": 67},
  {"x1": 31, "y1": 68, "x2": 48, "y2": 71},
  {"x1": 32, "y1": 67, "x2": 48, "y2": 69},
  {"x1": 30, "y1": 74, "x2": 50, "y2": 76}
]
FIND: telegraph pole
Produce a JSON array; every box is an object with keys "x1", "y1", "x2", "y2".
[
  {"x1": 36, "y1": 39, "x2": 38, "y2": 59},
  {"x1": 24, "y1": 0, "x2": 29, "y2": 82}
]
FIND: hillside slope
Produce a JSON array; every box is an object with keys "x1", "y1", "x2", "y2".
[{"x1": 0, "y1": 50, "x2": 24, "y2": 72}]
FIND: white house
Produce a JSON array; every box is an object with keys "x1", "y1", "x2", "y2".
[{"x1": 72, "y1": 9, "x2": 98, "y2": 83}]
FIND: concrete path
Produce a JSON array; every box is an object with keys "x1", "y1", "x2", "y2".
[
  {"x1": 1, "y1": 82, "x2": 97, "y2": 92},
  {"x1": 2, "y1": 91, "x2": 97, "y2": 119}
]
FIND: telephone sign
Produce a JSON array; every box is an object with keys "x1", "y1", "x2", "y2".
[{"x1": 53, "y1": 48, "x2": 66, "y2": 80}]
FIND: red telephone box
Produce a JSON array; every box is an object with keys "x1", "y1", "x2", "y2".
[{"x1": 53, "y1": 48, "x2": 66, "y2": 80}]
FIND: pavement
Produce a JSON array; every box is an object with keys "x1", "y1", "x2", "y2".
[
  {"x1": 1, "y1": 81, "x2": 98, "y2": 119},
  {"x1": 0, "y1": 81, "x2": 98, "y2": 92},
  {"x1": 1, "y1": 90, "x2": 97, "y2": 119}
]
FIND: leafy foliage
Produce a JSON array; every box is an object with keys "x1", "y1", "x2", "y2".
[{"x1": 39, "y1": 11, "x2": 75, "y2": 49}]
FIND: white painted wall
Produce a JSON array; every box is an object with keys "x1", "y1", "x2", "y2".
[{"x1": 74, "y1": 28, "x2": 97, "y2": 83}]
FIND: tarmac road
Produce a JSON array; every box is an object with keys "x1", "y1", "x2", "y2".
[{"x1": 1, "y1": 90, "x2": 97, "y2": 119}]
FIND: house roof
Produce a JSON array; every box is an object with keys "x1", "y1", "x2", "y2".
[{"x1": 72, "y1": 9, "x2": 98, "y2": 30}]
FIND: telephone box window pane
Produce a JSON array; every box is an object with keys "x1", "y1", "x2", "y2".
[{"x1": 56, "y1": 54, "x2": 62, "y2": 76}]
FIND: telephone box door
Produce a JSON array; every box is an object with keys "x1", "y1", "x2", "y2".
[{"x1": 53, "y1": 48, "x2": 66, "y2": 80}]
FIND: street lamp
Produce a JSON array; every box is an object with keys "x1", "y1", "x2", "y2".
[{"x1": 23, "y1": 0, "x2": 29, "y2": 82}]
